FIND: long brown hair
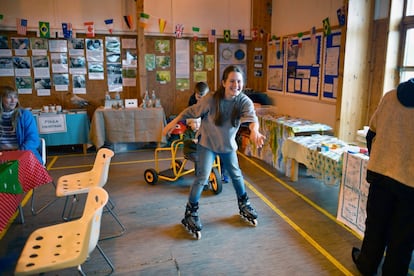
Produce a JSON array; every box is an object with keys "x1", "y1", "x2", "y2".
[{"x1": 213, "y1": 65, "x2": 245, "y2": 127}]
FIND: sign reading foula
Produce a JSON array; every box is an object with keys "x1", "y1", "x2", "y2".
[{"x1": 38, "y1": 114, "x2": 67, "y2": 134}]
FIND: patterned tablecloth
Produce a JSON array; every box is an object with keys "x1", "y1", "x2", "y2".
[
  {"x1": 0, "y1": 150, "x2": 53, "y2": 234},
  {"x1": 282, "y1": 135, "x2": 349, "y2": 186},
  {"x1": 244, "y1": 114, "x2": 333, "y2": 173}
]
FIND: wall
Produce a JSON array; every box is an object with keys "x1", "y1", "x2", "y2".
[{"x1": 269, "y1": 0, "x2": 343, "y2": 128}]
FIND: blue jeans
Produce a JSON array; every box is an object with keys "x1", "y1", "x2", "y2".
[{"x1": 188, "y1": 144, "x2": 246, "y2": 204}]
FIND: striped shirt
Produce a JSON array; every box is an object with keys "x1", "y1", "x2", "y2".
[{"x1": 0, "y1": 110, "x2": 18, "y2": 150}]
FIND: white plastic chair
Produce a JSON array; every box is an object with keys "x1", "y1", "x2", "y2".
[
  {"x1": 55, "y1": 148, "x2": 126, "y2": 240},
  {"x1": 14, "y1": 186, "x2": 115, "y2": 275}
]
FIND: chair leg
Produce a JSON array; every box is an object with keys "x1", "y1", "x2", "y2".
[
  {"x1": 31, "y1": 182, "x2": 59, "y2": 216},
  {"x1": 18, "y1": 204, "x2": 24, "y2": 224},
  {"x1": 99, "y1": 202, "x2": 126, "y2": 241},
  {"x1": 62, "y1": 195, "x2": 80, "y2": 221},
  {"x1": 96, "y1": 243, "x2": 115, "y2": 274}
]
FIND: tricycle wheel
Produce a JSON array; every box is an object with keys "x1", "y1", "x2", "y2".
[
  {"x1": 209, "y1": 167, "x2": 223, "y2": 194},
  {"x1": 144, "y1": 168, "x2": 158, "y2": 185}
]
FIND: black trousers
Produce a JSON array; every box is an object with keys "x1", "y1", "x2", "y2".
[{"x1": 357, "y1": 172, "x2": 414, "y2": 275}]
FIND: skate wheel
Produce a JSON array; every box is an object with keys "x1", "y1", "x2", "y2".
[
  {"x1": 251, "y1": 219, "x2": 258, "y2": 226},
  {"x1": 194, "y1": 231, "x2": 201, "y2": 240}
]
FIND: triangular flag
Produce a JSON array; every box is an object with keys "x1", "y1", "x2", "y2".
[
  {"x1": 192, "y1": 26, "x2": 200, "y2": 41},
  {"x1": 39, "y1": 21, "x2": 50, "y2": 38},
  {"x1": 337, "y1": 5, "x2": 346, "y2": 26},
  {"x1": 208, "y1": 29, "x2": 216, "y2": 43},
  {"x1": 62, "y1": 23, "x2": 73, "y2": 38},
  {"x1": 252, "y1": 28, "x2": 258, "y2": 41},
  {"x1": 297, "y1": 32, "x2": 303, "y2": 48},
  {"x1": 323, "y1": 17, "x2": 331, "y2": 36},
  {"x1": 104, "y1": 19, "x2": 114, "y2": 34},
  {"x1": 158, "y1": 18, "x2": 166, "y2": 33},
  {"x1": 310, "y1": 26, "x2": 316, "y2": 44},
  {"x1": 84, "y1": 21, "x2": 95, "y2": 37},
  {"x1": 16, "y1": 18, "x2": 28, "y2": 36},
  {"x1": 223, "y1": 30, "x2": 231, "y2": 42},
  {"x1": 175, "y1": 24, "x2": 184, "y2": 38},
  {"x1": 140, "y1": 13, "x2": 150, "y2": 29},
  {"x1": 0, "y1": 14, "x2": 4, "y2": 22},
  {"x1": 124, "y1": 15, "x2": 133, "y2": 29}
]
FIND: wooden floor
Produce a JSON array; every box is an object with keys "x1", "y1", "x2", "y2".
[{"x1": 1, "y1": 145, "x2": 413, "y2": 275}]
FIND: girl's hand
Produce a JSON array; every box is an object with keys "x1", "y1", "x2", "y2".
[{"x1": 250, "y1": 130, "x2": 266, "y2": 148}]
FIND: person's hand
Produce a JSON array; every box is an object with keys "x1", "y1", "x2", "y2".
[
  {"x1": 249, "y1": 130, "x2": 266, "y2": 148},
  {"x1": 162, "y1": 120, "x2": 177, "y2": 137}
]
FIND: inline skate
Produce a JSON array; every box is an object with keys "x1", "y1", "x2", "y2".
[
  {"x1": 182, "y1": 202, "x2": 203, "y2": 239},
  {"x1": 238, "y1": 194, "x2": 258, "y2": 226}
]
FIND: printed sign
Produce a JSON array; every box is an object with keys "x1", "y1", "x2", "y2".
[{"x1": 38, "y1": 114, "x2": 67, "y2": 134}]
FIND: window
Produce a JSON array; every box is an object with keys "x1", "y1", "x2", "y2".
[{"x1": 400, "y1": 1, "x2": 414, "y2": 81}]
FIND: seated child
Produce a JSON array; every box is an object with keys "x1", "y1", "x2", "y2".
[{"x1": 182, "y1": 118, "x2": 201, "y2": 164}]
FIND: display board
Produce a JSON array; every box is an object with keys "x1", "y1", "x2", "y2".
[
  {"x1": 267, "y1": 39, "x2": 284, "y2": 92},
  {"x1": 321, "y1": 28, "x2": 342, "y2": 101},
  {"x1": 285, "y1": 33, "x2": 322, "y2": 98}
]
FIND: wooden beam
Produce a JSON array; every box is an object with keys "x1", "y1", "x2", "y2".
[{"x1": 136, "y1": 0, "x2": 146, "y2": 101}]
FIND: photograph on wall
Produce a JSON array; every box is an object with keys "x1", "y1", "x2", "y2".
[
  {"x1": 205, "y1": 55, "x2": 214, "y2": 71},
  {"x1": 193, "y1": 54, "x2": 204, "y2": 71},
  {"x1": 69, "y1": 56, "x2": 86, "y2": 74},
  {"x1": 11, "y1": 37, "x2": 29, "y2": 56},
  {"x1": 145, "y1": 54, "x2": 155, "y2": 71},
  {"x1": 106, "y1": 36, "x2": 121, "y2": 63},
  {"x1": 176, "y1": 78, "x2": 190, "y2": 90},
  {"x1": 15, "y1": 76, "x2": 33, "y2": 94},
  {"x1": 194, "y1": 41, "x2": 207, "y2": 53},
  {"x1": 122, "y1": 49, "x2": 137, "y2": 67},
  {"x1": 88, "y1": 61, "x2": 104, "y2": 80},
  {"x1": 34, "y1": 77, "x2": 51, "y2": 96},
  {"x1": 156, "y1": 55, "x2": 171, "y2": 69},
  {"x1": 107, "y1": 63, "x2": 122, "y2": 91},
  {"x1": 155, "y1": 40, "x2": 170, "y2": 53},
  {"x1": 51, "y1": 53, "x2": 68, "y2": 73},
  {"x1": 86, "y1": 39, "x2": 103, "y2": 62},
  {"x1": 0, "y1": 57, "x2": 14, "y2": 76},
  {"x1": 68, "y1": 38, "x2": 85, "y2": 56},
  {"x1": 122, "y1": 68, "x2": 137, "y2": 87},
  {"x1": 30, "y1": 37, "x2": 48, "y2": 56},
  {"x1": 13, "y1": 56, "x2": 31, "y2": 77},
  {"x1": 156, "y1": 70, "x2": 171, "y2": 83},
  {"x1": 49, "y1": 39, "x2": 67, "y2": 53},
  {"x1": 193, "y1": 71, "x2": 207, "y2": 83},
  {"x1": 0, "y1": 36, "x2": 9, "y2": 49},
  {"x1": 32, "y1": 56, "x2": 50, "y2": 78},
  {"x1": 53, "y1": 73, "x2": 69, "y2": 91},
  {"x1": 72, "y1": 74, "x2": 86, "y2": 94}
]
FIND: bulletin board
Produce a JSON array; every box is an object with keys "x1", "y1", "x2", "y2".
[
  {"x1": 267, "y1": 39, "x2": 284, "y2": 92},
  {"x1": 321, "y1": 29, "x2": 342, "y2": 102},
  {"x1": 285, "y1": 33, "x2": 322, "y2": 98}
]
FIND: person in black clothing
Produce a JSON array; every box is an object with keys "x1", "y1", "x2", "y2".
[{"x1": 188, "y1": 82, "x2": 209, "y2": 106}]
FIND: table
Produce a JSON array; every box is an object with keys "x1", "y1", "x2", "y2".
[
  {"x1": 281, "y1": 135, "x2": 349, "y2": 186},
  {"x1": 89, "y1": 107, "x2": 166, "y2": 149},
  {"x1": 337, "y1": 152, "x2": 369, "y2": 237},
  {"x1": 243, "y1": 114, "x2": 332, "y2": 173},
  {"x1": 0, "y1": 151, "x2": 53, "y2": 236},
  {"x1": 33, "y1": 111, "x2": 90, "y2": 154}
]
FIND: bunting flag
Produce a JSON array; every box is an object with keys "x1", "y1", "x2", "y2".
[
  {"x1": 104, "y1": 19, "x2": 114, "y2": 34},
  {"x1": 84, "y1": 21, "x2": 95, "y2": 37},
  {"x1": 62, "y1": 23, "x2": 73, "y2": 38},
  {"x1": 238, "y1": 29, "x2": 245, "y2": 42},
  {"x1": 175, "y1": 24, "x2": 184, "y2": 38},
  {"x1": 223, "y1": 29, "x2": 231, "y2": 42},
  {"x1": 16, "y1": 18, "x2": 28, "y2": 36},
  {"x1": 208, "y1": 29, "x2": 216, "y2": 43},
  {"x1": 297, "y1": 32, "x2": 303, "y2": 48},
  {"x1": 337, "y1": 5, "x2": 346, "y2": 26},
  {"x1": 124, "y1": 15, "x2": 133, "y2": 29},
  {"x1": 140, "y1": 13, "x2": 150, "y2": 28},
  {"x1": 0, "y1": 14, "x2": 4, "y2": 23},
  {"x1": 251, "y1": 28, "x2": 258, "y2": 41},
  {"x1": 323, "y1": 17, "x2": 331, "y2": 36},
  {"x1": 158, "y1": 18, "x2": 166, "y2": 33},
  {"x1": 192, "y1": 26, "x2": 200, "y2": 41},
  {"x1": 39, "y1": 21, "x2": 50, "y2": 38}
]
